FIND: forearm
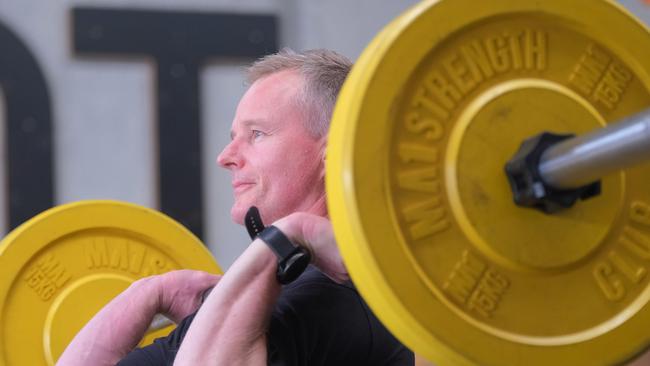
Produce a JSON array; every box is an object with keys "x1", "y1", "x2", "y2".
[
  {"x1": 56, "y1": 277, "x2": 161, "y2": 366},
  {"x1": 174, "y1": 239, "x2": 280, "y2": 366}
]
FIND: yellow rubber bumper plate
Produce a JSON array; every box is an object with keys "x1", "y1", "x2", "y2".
[
  {"x1": 327, "y1": 0, "x2": 650, "y2": 365},
  {"x1": 0, "y1": 200, "x2": 221, "y2": 366}
]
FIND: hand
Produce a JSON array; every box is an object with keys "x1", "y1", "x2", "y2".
[
  {"x1": 154, "y1": 269, "x2": 221, "y2": 322},
  {"x1": 57, "y1": 270, "x2": 220, "y2": 366},
  {"x1": 273, "y1": 213, "x2": 349, "y2": 284}
]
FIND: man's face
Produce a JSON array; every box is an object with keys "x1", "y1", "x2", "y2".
[{"x1": 217, "y1": 70, "x2": 327, "y2": 225}]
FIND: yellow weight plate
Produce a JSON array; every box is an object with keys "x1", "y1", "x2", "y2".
[
  {"x1": 328, "y1": 1, "x2": 650, "y2": 365},
  {"x1": 0, "y1": 200, "x2": 221, "y2": 366}
]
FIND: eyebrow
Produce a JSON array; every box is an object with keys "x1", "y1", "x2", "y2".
[{"x1": 229, "y1": 119, "x2": 265, "y2": 140}]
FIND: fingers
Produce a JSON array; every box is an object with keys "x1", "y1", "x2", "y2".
[
  {"x1": 156, "y1": 270, "x2": 222, "y2": 322},
  {"x1": 310, "y1": 245, "x2": 349, "y2": 284}
]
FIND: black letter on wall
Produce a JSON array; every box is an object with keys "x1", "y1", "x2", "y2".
[
  {"x1": 0, "y1": 22, "x2": 54, "y2": 230},
  {"x1": 73, "y1": 8, "x2": 277, "y2": 238}
]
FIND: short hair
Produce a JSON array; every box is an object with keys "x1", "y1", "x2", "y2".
[{"x1": 246, "y1": 48, "x2": 352, "y2": 138}]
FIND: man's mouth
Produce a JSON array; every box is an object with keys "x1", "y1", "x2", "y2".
[{"x1": 233, "y1": 182, "x2": 254, "y2": 194}]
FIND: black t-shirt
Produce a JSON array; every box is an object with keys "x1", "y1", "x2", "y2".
[{"x1": 118, "y1": 266, "x2": 413, "y2": 365}]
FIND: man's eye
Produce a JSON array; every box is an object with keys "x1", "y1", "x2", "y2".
[{"x1": 252, "y1": 130, "x2": 264, "y2": 139}]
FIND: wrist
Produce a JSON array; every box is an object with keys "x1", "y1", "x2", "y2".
[
  {"x1": 270, "y1": 216, "x2": 296, "y2": 237},
  {"x1": 272, "y1": 215, "x2": 315, "y2": 259},
  {"x1": 258, "y1": 225, "x2": 311, "y2": 284},
  {"x1": 128, "y1": 276, "x2": 164, "y2": 313},
  {"x1": 245, "y1": 207, "x2": 311, "y2": 284},
  {"x1": 250, "y1": 238, "x2": 279, "y2": 268}
]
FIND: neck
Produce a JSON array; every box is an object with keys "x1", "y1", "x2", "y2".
[{"x1": 305, "y1": 193, "x2": 328, "y2": 218}]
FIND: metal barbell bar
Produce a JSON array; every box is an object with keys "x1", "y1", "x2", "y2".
[{"x1": 506, "y1": 108, "x2": 650, "y2": 213}]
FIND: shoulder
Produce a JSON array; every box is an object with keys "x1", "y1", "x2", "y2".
[
  {"x1": 275, "y1": 266, "x2": 368, "y2": 323},
  {"x1": 282, "y1": 266, "x2": 358, "y2": 297},
  {"x1": 270, "y1": 266, "x2": 414, "y2": 365},
  {"x1": 268, "y1": 267, "x2": 372, "y2": 364}
]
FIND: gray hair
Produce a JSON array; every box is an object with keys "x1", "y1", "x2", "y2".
[{"x1": 246, "y1": 48, "x2": 352, "y2": 138}]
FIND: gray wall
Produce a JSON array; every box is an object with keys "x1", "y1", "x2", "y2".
[
  {"x1": 0, "y1": 0, "x2": 647, "y2": 269},
  {"x1": 0, "y1": 0, "x2": 420, "y2": 268}
]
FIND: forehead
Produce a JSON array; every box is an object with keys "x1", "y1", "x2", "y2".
[{"x1": 233, "y1": 70, "x2": 304, "y2": 126}]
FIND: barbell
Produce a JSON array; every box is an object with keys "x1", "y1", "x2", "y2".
[
  {"x1": 0, "y1": 201, "x2": 222, "y2": 365},
  {"x1": 1, "y1": 0, "x2": 650, "y2": 365},
  {"x1": 326, "y1": 0, "x2": 650, "y2": 365}
]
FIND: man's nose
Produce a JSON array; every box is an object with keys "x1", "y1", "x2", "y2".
[{"x1": 217, "y1": 139, "x2": 241, "y2": 169}]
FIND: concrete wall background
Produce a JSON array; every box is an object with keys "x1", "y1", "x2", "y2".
[
  {"x1": 0, "y1": 0, "x2": 421, "y2": 268},
  {"x1": 0, "y1": 0, "x2": 648, "y2": 269}
]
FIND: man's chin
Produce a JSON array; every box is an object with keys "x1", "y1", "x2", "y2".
[{"x1": 231, "y1": 206, "x2": 247, "y2": 225}]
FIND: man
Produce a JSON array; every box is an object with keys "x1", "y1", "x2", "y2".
[{"x1": 58, "y1": 48, "x2": 414, "y2": 365}]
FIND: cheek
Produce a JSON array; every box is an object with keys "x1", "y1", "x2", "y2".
[
  {"x1": 258, "y1": 141, "x2": 323, "y2": 195},
  {"x1": 276, "y1": 155, "x2": 323, "y2": 191}
]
